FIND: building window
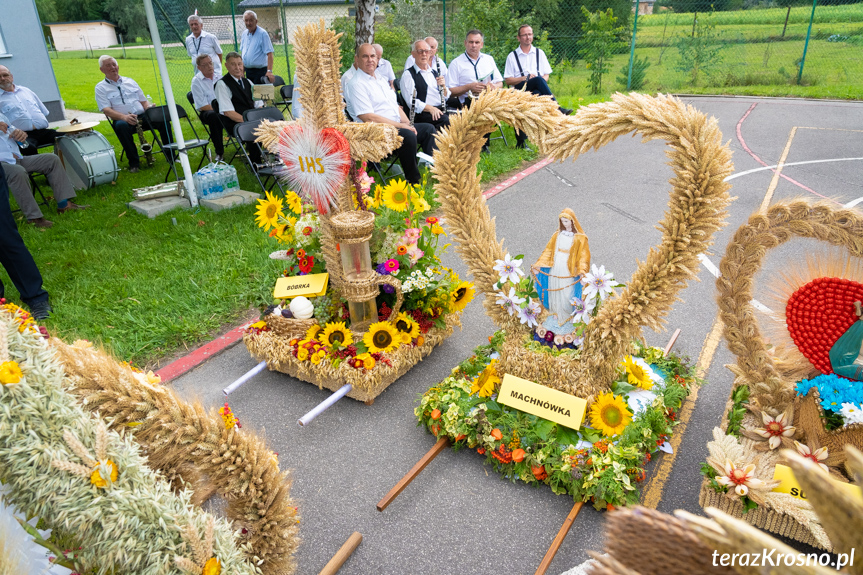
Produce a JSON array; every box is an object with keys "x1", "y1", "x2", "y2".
[{"x1": 0, "y1": 26, "x2": 7, "y2": 55}]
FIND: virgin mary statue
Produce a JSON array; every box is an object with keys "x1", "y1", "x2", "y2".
[{"x1": 532, "y1": 208, "x2": 591, "y2": 329}]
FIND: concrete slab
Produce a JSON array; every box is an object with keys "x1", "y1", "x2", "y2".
[
  {"x1": 200, "y1": 190, "x2": 261, "y2": 212},
  {"x1": 127, "y1": 195, "x2": 191, "y2": 218}
]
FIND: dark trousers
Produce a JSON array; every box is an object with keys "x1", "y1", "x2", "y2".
[
  {"x1": 396, "y1": 123, "x2": 435, "y2": 184},
  {"x1": 0, "y1": 163, "x2": 48, "y2": 307},
  {"x1": 221, "y1": 116, "x2": 261, "y2": 164},
  {"x1": 22, "y1": 128, "x2": 58, "y2": 155},
  {"x1": 413, "y1": 110, "x2": 450, "y2": 133},
  {"x1": 245, "y1": 67, "x2": 268, "y2": 85},
  {"x1": 513, "y1": 77, "x2": 555, "y2": 145},
  {"x1": 199, "y1": 110, "x2": 225, "y2": 156},
  {"x1": 111, "y1": 118, "x2": 174, "y2": 168}
]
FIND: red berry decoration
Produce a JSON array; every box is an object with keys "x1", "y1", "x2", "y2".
[{"x1": 785, "y1": 277, "x2": 863, "y2": 374}]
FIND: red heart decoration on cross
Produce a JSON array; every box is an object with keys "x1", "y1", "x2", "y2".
[{"x1": 785, "y1": 277, "x2": 863, "y2": 374}]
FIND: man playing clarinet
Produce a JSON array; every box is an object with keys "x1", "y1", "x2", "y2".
[{"x1": 399, "y1": 39, "x2": 450, "y2": 133}]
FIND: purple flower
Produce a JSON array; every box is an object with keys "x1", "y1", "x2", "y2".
[
  {"x1": 376, "y1": 262, "x2": 389, "y2": 275},
  {"x1": 382, "y1": 284, "x2": 396, "y2": 294}
]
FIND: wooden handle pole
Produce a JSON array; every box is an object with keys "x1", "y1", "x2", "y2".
[
  {"x1": 663, "y1": 328, "x2": 682, "y2": 356},
  {"x1": 534, "y1": 501, "x2": 584, "y2": 575},
  {"x1": 376, "y1": 437, "x2": 449, "y2": 512},
  {"x1": 318, "y1": 532, "x2": 362, "y2": 575}
]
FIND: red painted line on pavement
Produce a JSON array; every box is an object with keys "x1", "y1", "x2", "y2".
[
  {"x1": 483, "y1": 157, "x2": 554, "y2": 200},
  {"x1": 735, "y1": 102, "x2": 835, "y2": 203},
  {"x1": 155, "y1": 321, "x2": 253, "y2": 383}
]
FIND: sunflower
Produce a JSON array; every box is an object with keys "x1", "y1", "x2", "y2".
[
  {"x1": 471, "y1": 362, "x2": 500, "y2": 398},
  {"x1": 450, "y1": 281, "x2": 475, "y2": 313},
  {"x1": 623, "y1": 355, "x2": 653, "y2": 390},
  {"x1": 380, "y1": 179, "x2": 411, "y2": 212},
  {"x1": 393, "y1": 312, "x2": 419, "y2": 339},
  {"x1": 284, "y1": 190, "x2": 302, "y2": 214},
  {"x1": 305, "y1": 324, "x2": 323, "y2": 341},
  {"x1": 254, "y1": 191, "x2": 284, "y2": 231},
  {"x1": 363, "y1": 321, "x2": 400, "y2": 353},
  {"x1": 321, "y1": 321, "x2": 353, "y2": 349},
  {"x1": 590, "y1": 392, "x2": 633, "y2": 437}
]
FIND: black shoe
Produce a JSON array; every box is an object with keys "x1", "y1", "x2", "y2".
[
  {"x1": 129, "y1": 166, "x2": 140, "y2": 173},
  {"x1": 559, "y1": 107, "x2": 573, "y2": 116},
  {"x1": 515, "y1": 140, "x2": 527, "y2": 150},
  {"x1": 481, "y1": 145, "x2": 490, "y2": 154},
  {"x1": 29, "y1": 300, "x2": 53, "y2": 320}
]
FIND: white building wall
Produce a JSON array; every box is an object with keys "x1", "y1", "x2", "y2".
[{"x1": 49, "y1": 23, "x2": 118, "y2": 51}]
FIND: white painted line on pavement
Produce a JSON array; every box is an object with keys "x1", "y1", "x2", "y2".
[
  {"x1": 724, "y1": 156, "x2": 863, "y2": 181},
  {"x1": 698, "y1": 254, "x2": 776, "y2": 316}
]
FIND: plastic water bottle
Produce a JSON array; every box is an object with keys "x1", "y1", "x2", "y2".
[
  {"x1": 227, "y1": 166, "x2": 239, "y2": 192},
  {"x1": 213, "y1": 167, "x2": 225, "y2": 197},
  {"x1": 201, "y1": 171, "x2": 212, "y2": 197}
]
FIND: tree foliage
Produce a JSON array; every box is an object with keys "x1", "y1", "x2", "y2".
[
  {"x1": 578, "y1": 7, "x2": 624, "y2": 94},
  {"x1": 449, "y1": 0, "x2": 553, "y2": 65},
  {"x1": 674, "y1": 10, "x2": 725, "y2": 85},
  {"x1": 36, "y1": 0, "x2": 149, "y2": 40}
]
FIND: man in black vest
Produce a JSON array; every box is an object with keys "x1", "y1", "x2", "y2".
[
  {"x1": 504, "y1": 25, "x2": 572, "y2": 148},
  {"x1": 214, "y1": 52, "x2": 261, "y2": 163},
  {"x1": 399, "y1": 39, "x2": 450, "y2": 133}
]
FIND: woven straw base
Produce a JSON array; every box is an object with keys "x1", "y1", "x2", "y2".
[
  {"x1": 698, "y1": 479, "x2": 834, "y2": 552},
  {"x1": 244, "y1": 313, "x2": 461, "y2": 403}
]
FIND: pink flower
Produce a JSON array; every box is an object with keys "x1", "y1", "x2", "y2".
[
  {"x1": 384, "y1": 259, "x2": 400, "y2": 273},
  {"x1": 403, "y1": 227, "x2": 421, "y2": 243},
  {"x1": 407, "y1": 246, "x2": 424, "y2": 265}
]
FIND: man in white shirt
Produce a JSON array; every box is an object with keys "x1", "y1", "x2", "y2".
[
  {"x1": 0, "y1": 112, "x2": 85, "y2": 228},
  {"x1": 404, "y1": 36, "x2": 448, "y2": 80},
  {"x1": 504, "y1": 25, "x2": 572, "y2": 148},
  {"x1": 348, "y1": 44, "x2": 435, "y2": 185},
  {"x1": 214, "y1": 52, "x2": 261, "y2": 164},
  {"x1": 446, "y1": 29, "x2": 503, "y2": 152},
  {"x1": 373, "y1": 44, "x2": 396, "y2": 90},
  {"x1": 95, "y1": 55, "x2": 173, "y2": 172},
  {"x1": 0, "y1": 66, "x2": 58, "y2": 156},
  {"x1": 240, "y1": 11, "x2": 275, "y2": 85},
  {"x1": 341, "y1": 64, "x2": 357, "y2": 118},
  {"x1": 191, "y1": 54, "x2": 224, "y2": 160},
  {"x1": 185, "y1": 14, "x2": 223, "y2": 77},
  {"x1": 400, "y1": 39, "x2": 449, "y2": 131}
]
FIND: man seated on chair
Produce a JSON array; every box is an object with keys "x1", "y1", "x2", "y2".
[
  {"x1": 186, "y1": 14, "x2": 223, "y2": 77},
  {"x1": 504, "y1": 24, "x2": 572, "y2": 149},
  {"x1": 446, "y1": 29, "x2": 502, "y2": 152},
  {"x1": 215, "y1": 52, "x2": 261, "y2": 164},
  {"x1": 95, "y1": 55, "x2": 173, "y2": 173},
  {"x1": 347, "y1": 44, "x2": 435, "y2": 185},
  {"x1": 191, "y1": 54, "x2": 225, "y2": 161},
  {"x1": 0, "y1": 65, "x2": 58, "y2": 155},
  {"x1": 0, "y1": 112, "x2": 86, "y2": 228},
  {"x1": 399, "y1": 39, "x2": 450, "y2": 132}
]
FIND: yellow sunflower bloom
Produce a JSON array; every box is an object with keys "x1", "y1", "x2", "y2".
[
  {"x1": 363, "y1": 321, "x2": 400, "y2": 353},
  {"x1": 0, "y1": 360, "x2": 22, "y2": 385},
  {"x1": 623, "y1": 355, "x2": 653, "y2": 390},
  {"x1": 321, "y1": 321, "x2": 353, "y2": 349},
  {"x1": 410, "y1": 191, "x2": 430, "y2": 213},
  {"x1": 590, "y1": 392, "x2": 633, "y2": 437},
  {"x1": 284, "y1": 190, "x2": 302, "y2": 214},
  {"x1": 450, "y1": 281, "x2": 475, "y2": 313},
  {"x1": 305, "y1": 324, "x2": 323, "y2": 341},
  {"x1": 203, "y1": 557, "x2": 222, "y2": 575},
  {"x1": 380, "y1": 179, "x2": 411, "y2": 212},
  {"x1": 254, "y1": 191, "x2": 284, "y2": 231},
  {"x1": 90, "y1": 460, "x2": 118, "y2": 488},
  {"x1": 311, "y1": 352, "x2": 322, "y2": 365},
  {"x1": 393, "y1": 312, "x2": 420, "y2": 339},
  {"x1": 471, "y1": 362, "x2": 500, "y2": 397}
]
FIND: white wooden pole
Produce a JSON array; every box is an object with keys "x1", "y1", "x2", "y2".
[{"x1": 142, "y1": 0, "x2": 199, "y2": 206}]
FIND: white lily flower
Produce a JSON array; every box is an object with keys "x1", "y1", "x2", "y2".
[{"x1": 493, "y1": 253, "x2": 525, "y2": 285}]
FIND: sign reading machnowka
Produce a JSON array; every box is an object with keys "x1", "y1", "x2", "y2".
[
  {"x1": 498, "y1": 373, "x2": 587, "y2": 430},
  {"x1": 274, "y1": 273, "x2": 329, "y2": 299}
]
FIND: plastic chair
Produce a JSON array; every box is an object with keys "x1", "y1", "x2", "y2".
[
  {"x1": 233, "y1": 120, "x2": 284, "y2": 195},
  {"x1": 274, "y1": 85, "x2": 294, "y2": 119},
  {"x1": 144, "y1": 105, "x2": 211, "y2": 182},
  {"x1": 242, "y1": 107, "x2": 285, "y2": 123}
]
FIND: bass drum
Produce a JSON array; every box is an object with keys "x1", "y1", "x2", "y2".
[{"x1": 56, "y1": 132, "x2": 118, "y2": 190}]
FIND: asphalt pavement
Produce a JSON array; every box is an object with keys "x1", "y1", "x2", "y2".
[{"x1": 168, "y1": 95, "x2": 863, "y2": 575}]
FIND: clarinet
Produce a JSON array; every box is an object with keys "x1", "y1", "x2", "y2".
[
  {"x1": 434, "y1": 58, "x2": 446, "y2": 112},
  {"x1": 410, "y1": 87, "x2": 417, "y2": 126}
]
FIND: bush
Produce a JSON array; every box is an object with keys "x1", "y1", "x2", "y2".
[
  {"x1": 331, "y1": 14, "x2": 412, "y2": 73},
  {"x1": 617, "y1": 54, "x2": 651, "y2": 90},
  {"x1": 579, "y1": 7, "x2": 625, "y2": 94}
]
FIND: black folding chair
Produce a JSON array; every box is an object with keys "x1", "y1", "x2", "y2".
[
  {"x1": 242, "y1": 106, "x2": 285, "y2": 123},
  {"x1": 272, "y1": 74, "x2": 286, "y2": 87},
  {"x1": 234, "y1": 120, "x2": 284, "y2": 195},
  {"x1": 210, "y1": 98, "x2": 243, "y2": 164},
  {"x1": 144, "y1": 105, "x2": 211, "y2": 182},
  {"x1": 111, "y1": 118, "x2": 159, "y2": 165},
  {"x1": 274, "y1": 85, "x2": 294, "y2": 119}
]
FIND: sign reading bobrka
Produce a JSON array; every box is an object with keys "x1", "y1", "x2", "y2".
[
  {"x1": 274, "y1": 273, "x2": 329, "y2": 299},
  {"x1": 498, "y1": 374, "x2": 587, "y2": 430}
]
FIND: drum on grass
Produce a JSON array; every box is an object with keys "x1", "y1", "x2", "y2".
[{"x1": 56, "y1": 132, "x2": 118, "y2": 190}]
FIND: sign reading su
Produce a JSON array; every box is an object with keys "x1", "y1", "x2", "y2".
[{"x1": 278, "y1": 126, "x2": 351, "y2": 214}]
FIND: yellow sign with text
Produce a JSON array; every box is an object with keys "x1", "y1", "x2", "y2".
[
  {"x1": 274, "y1": 273, "x2": 329, "y2": 299},
  {"x1": 498, "y1": 373, "x2": 587, "y2": 430},
  {"x1": 772, "y1": 464, "x2": 862, "y2": 501}
]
